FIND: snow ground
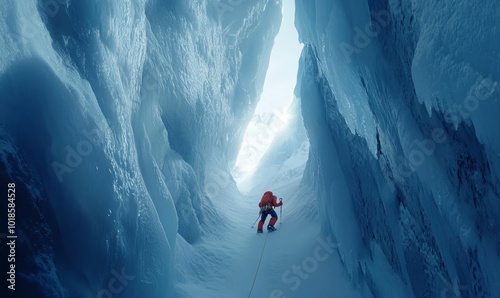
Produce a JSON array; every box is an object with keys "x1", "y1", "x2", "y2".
[{"x1": 175, "y1": 170, "x2": 364, "y2": 298}]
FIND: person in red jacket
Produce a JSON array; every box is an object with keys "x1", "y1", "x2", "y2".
[{"x1": 257, "y1": 191, "x2": 283, "y2": 233}]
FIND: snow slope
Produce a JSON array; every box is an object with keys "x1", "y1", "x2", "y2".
[{"x1": 175, "y1": 164, "x2": 363, "y2": 298}]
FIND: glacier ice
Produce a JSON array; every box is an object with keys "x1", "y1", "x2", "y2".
[
  {"x1": 0, "y1": 0, "x2": 281, "y2": 297},
  {"x1": 1, "y1": 0, "x2": 499, "y2": 297},
  {"x1": 295, "y1": 0, "x2": 500, "y2": 297}
]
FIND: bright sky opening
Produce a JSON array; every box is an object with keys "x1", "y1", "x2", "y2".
[{"x1": 232, "y1": 0, "x2": 303, "y2": 188}]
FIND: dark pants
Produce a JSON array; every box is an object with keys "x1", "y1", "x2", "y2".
[{"x1": 258, "y1": 209, "x2": 278, "y2": 230}]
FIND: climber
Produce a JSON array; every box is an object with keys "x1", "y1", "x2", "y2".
[{"x1": 257, "y1": 191, "x2": 283, "y2": 233}]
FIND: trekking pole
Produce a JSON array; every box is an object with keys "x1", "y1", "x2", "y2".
[
  {"x1": 279, "y1": 198, "x2": 283, "y2": 224},
  {"x1": 251, "y1": 214, "x2": 260, "y2": 228}
]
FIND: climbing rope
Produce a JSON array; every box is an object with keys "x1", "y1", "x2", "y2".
[{"x1": 247, "y1": 231, "x2": 270, "y2": 298}]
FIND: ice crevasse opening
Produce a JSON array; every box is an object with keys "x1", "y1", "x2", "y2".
[{"x1": 1, "y1": 0, "x2": 500, "y2": 298}]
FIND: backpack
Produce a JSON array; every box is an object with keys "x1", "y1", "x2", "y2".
[{"x1": 259, "y1": 191, "x2": 273, "y2": 208}]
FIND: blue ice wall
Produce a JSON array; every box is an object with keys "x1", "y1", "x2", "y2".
[
  {"x1": 296, "y1": 0, "x2": 500, "y2": 297},
  {"x1": 0, "y1": 1, "x2": 281, "y2": 297}
]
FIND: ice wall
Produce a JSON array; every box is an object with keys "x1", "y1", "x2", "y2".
[
  {"x1": 296, "y1": 0, "x2": 500, "y2": 297},
  {"x1": 0, "y1": 0, "x2": 281, "y2": 297}
]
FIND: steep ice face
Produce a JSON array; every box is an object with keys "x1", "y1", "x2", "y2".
[
  {"x1": 296, "y1": 0, "x2": 500, "y2": 297},
  {"x1": 0, "y1": 0, "x2": 281, "y2": 297}
]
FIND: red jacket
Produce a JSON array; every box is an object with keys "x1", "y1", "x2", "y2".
[{"x1": 258, "y1": 191, "x2": 283, "y2": 208}]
